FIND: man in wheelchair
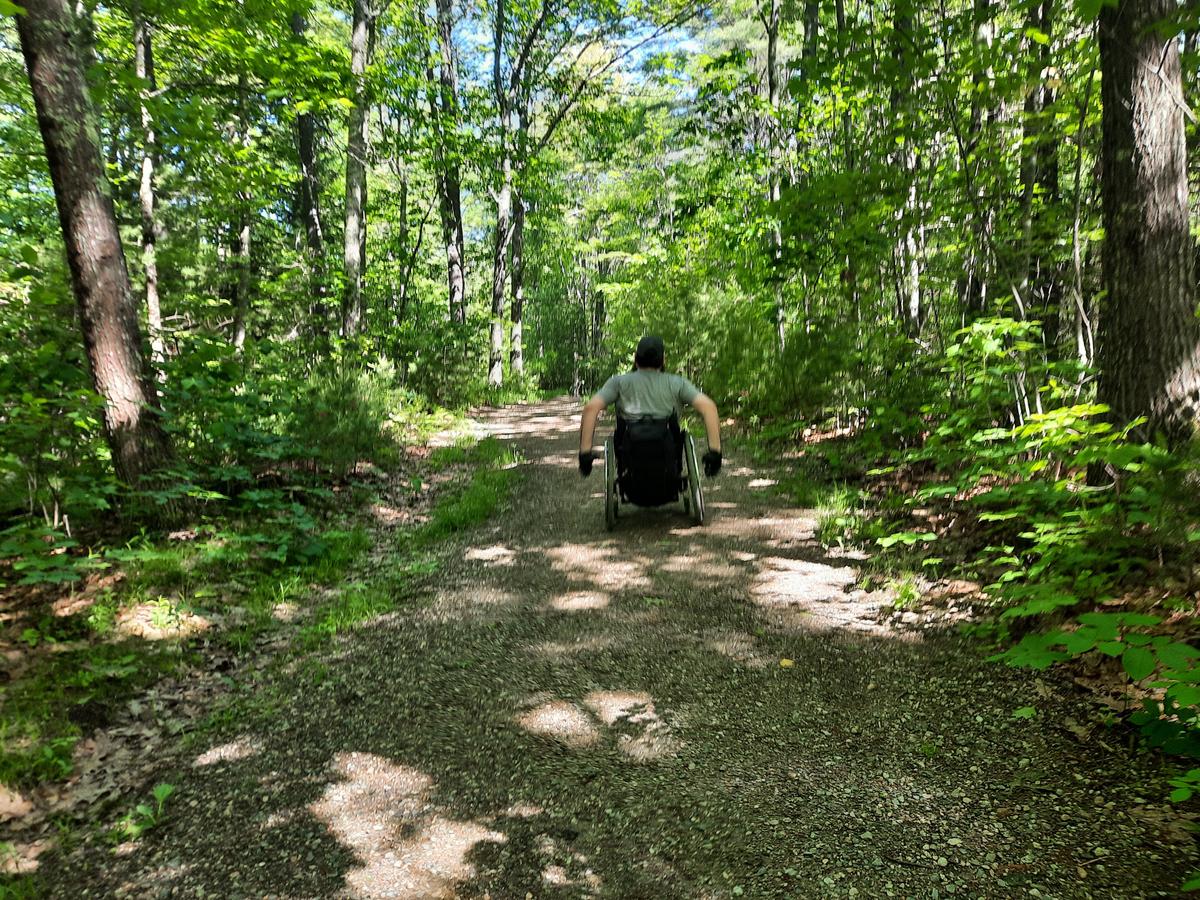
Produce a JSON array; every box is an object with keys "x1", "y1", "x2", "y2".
[{"x1": 577, "y1": 335, "x2": 722, "y2": 505}]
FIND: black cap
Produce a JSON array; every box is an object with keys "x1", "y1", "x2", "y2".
[{"x1": 635, "y1": 335, "x2": 665, "y2": 368}]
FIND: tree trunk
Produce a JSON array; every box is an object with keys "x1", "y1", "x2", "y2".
[
  {"x1": 764, "y1": 0, "x2": 785, "y2": 351},
  {"x1": 890, "y1": 0, "x2": 922, "y2": 338},
  {"x1": 1097, "y1": 0, "x2": 1200, "y2": 442},
  {"x1": 342, "y1": 0, "x2": 375, "y2": 339},
  {"x1": 961, "y1": 0, "x2": 994, "y2": 322},
  {"x1": 433, "y1": 0, "x2": 466, "y2": 327},
  {"x1": 291, "y1": 10, "x2": 326, "y2": 331},
  {"x1": 15, "y1": 0, "x2": 172, "y2": 486},
  {"x1": 132, "y1": 1, "x2": 164, "y2": 377},
  {"x1": 510, "y1": 188, "x2": 525, "y2": 376},
  {"x1": 490, "y1": 139, "x2": 512, "y2": 388},
  {"x1": 489, "y1": 0, "x2": 510, "y2": 388},
  {"x1": 231, "y1": 74, "x2": 252, "y2": 352}
]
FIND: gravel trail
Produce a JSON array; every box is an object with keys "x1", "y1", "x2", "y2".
[{"x1": 45, "y1": 399, "x2": 1197, "y2": 898}]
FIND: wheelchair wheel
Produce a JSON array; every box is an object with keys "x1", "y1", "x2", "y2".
[
  {"x1": 604, "y1": 437, "x2": 618, "y2": 531},
  {"x1": 684, "y1": 433, "x2": 705, "y2": 526}
]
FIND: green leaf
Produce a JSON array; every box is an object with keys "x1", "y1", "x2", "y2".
[
  {"x1": 1123, "y1": 646, "x2": 1156, "y2": 682},
  {"x1": 1075, "y1": 0, "x2": 1116, "y2": 21},
  {"x1": 1096, "y1": 641, "x2": 1124, "y2": 657},
  {"x1": 1171, "y1": 787, "x2": 1193, "y2": 803},
  {"x1": 1011, "y1": 706, "x2": 1037, "y2": 719}
]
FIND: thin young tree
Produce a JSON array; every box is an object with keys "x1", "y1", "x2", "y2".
[
  {"x1": 342, "y1": 0, "x2": 379, "y2": 339},
  {"x1": 132, "y1": 0, "x2": 165, "y2": 376}
]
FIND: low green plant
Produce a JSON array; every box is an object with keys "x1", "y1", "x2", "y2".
[{"x1": 110, "y1": 783, "x2": 175, "y2": 842}]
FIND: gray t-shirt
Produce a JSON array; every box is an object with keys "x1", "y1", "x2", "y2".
[{"x1": 597, "y1": 370, "x2": 700, "y2": 419}]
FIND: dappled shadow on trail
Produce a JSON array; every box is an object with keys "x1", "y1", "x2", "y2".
[{"x1": 43, "y1": 399, "x2": 1198, "y2": 898}]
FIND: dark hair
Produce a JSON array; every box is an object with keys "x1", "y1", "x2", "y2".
[{"x1": 634, "y1": 335, "x2": 665, "y2": 369}]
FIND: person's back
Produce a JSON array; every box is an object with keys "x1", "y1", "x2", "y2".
[
  {"x1": 577, "y1": 335, "x2": 723, "y2": 480},
  {"x1": 599, "y1": 368, "x2": 697, "y2": 421}
]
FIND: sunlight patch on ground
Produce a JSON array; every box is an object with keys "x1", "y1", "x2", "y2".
[
  {"x1": 752, "y1": 556, "x2": 889, "y2": 634},
  {"x1": 583, "y1": 690, "x2": 681, "y2": 762},
  {"x1": 516, "y1": 701, "x2": 601, "y2": 748},
  {"x1": 193, "y1": 736, "x2": 262, "y2": 767},
  {"x1": 544, "y1": 544, "x2": 652, "y2": 591},
  {"x1": 530, "y1": 635, "x2": 618, "y2": 657},
  {"x1": 747, "y1": 478, "x2": 778, "y2": 489},
  {"x1": 464, "y1": 544, "x2": 517, "y2": 566},
  {"x1": 582, "y1": 690, "x2": 653, "y2": 726},
  {"x1": 312, "y1": 752, "x2": 504, "y2": 899},
  {"x1": 550, "y1": 590, "x2": 610, "y2": 611},
  {"x1": 426, "y1": 585, "x2": 520, "y2": 623},
  {"x1": 116, "y1": 602, "x2": 211, "y2": 640},
  {"x1": 273, "y1": 601, "x2": 301, "y2": 622},
  {"x1": 704, "y1": 628, "x2": 771, "y2": 669},
  {"x1": 660, "y1": 552, "x2": 743, "y2": 581},
  {"x1": 700, "y1": 510, "x2": 816, "y2": 544}
]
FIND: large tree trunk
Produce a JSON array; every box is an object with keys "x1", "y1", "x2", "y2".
[
  {"x1": 291, "y1": 10, "x2": 327, "y2": 333},
  {"x1": 132, "y1": 2, "x2": 164, "y2": 378},
  {"x1": 342, "y1": 0, "x2": 375, "y2": 339},
  {"x1": 1097, "y1": 0, "x2": 1200, "y2": 442},
  {"x1": 16, "y1": 0, "x2": 172, "y2": 485},
  {"x1": 433, "y1": 0, "x2": 466, "y2": 327}
]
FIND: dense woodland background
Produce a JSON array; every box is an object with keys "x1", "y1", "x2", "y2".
[{"x1": 5, "y1": 0, "x2": 1200, "y2": 884}]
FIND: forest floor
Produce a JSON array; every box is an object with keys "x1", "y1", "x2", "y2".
[{"x1": 35, "y1": 398, "x2": 1199, "y2": 898}]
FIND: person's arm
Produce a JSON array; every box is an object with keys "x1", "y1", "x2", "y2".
[
  {"x1": 579, "y1": 394, "x2": 607, "y2": 454},
  {"x1": 691, "y1": 392, "x2": 721, "y2": 452}
]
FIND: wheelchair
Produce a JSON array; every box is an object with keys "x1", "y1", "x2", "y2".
[{"x1": 602, "y1": 414, "x2": 705, "y2": 530}]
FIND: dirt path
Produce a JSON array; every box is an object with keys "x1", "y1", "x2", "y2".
[{"x1": 46, "y1": 399, "x2": 1196, "y2": 898}]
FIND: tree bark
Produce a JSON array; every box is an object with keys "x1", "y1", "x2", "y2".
[
  {"x1": 961, "y1": 0, "x2": 994, "y2": 322},
  {"x1": 231, "y1": 73, "x2": 252, "y2": 352},
  {"x1": 890, "y1": 0, "x2": 922, "y2": 338},
  {"x1": 490, "y1": 135, "x2": 512, "y2": 388},
  {"x1": 489, "y1": 0, "x2": 511, "y2": 388},
  {"x1": 432, "y1": 0, "x2": 466, "y2": 327},
  {"x1": 510, "y1": 187, "x2": 526, "y2": 377},
  {"x1": 132, "y1": 0, "x2": 164, "y2": 376},
  {"x1": 291, "y1": 10, "x2": 326, "y2": 333},
  {"x1": 763, "y1": 0, "x2": 785, "y2": 351},
  {"x1": 342, "y1": 0, "x2": 376, "y2": 339},
  {"x1": 1097, "y1": 0, "x2": 1200, "y2": 442},
  {"x1": 16, "y1": 0, "x2": 172, "y2": 486}
]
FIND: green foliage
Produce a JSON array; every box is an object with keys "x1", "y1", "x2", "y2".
[
  {"x1": 111, "y1": 783, "x2": 176, "y2": 842},
  {"x1": 419, "y1": 438, "x2": 523, "y2": 543}
]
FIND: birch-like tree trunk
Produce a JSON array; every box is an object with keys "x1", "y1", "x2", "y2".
[
  {"x1": 132, "y1": 1, "x2": 164, "y2": 377},
  {"x1": 1097, "y1": 0, "x2": 1200, "y2": 442},
  {"x1": 488, "y1": 0, "x2": 511, "y2": 387},
  {"x1": 433, "y1": 0, "x2": 466, "y2": 327},
  {"x1": 510, "y1": 185, "x2": 526, "y2": 376},
  {"x1": 231, "y1": 74, "x2": 253, "y2": 352},
  {"x1": 763, "y1": 0, "x2": 785, "y2": 352},
  {"x1": 890, "y1": 0, "x2": 922, "y2": 337},
  {"x1": 16, "y1": 0, "x2": 172, "y2": 485},
  {"x1": 342, "y1": 0, "x2": 376, "y2": 339}
]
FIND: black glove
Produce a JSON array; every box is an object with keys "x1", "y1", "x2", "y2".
[
  {"x1": 703, "y1": 449, "x2": 722, "y2": 477},
  {"x1": 578, "y1": 452, "x2": 594, "y2": 477}
]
